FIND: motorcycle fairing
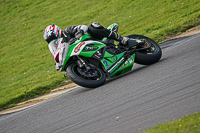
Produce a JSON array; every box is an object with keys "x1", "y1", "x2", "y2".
[
  {"x1": 109, "y1": 54, "x2": 135, "y2": 78},
  {"x1": 61, "y1": 34, "x2": 136, "y2": 78},
  {"x1": 62, "y1": 35, "x2": 106, "y2": 71},
  {"x1": 101, "y1": 53, "x2": 135, "y2": 78}
]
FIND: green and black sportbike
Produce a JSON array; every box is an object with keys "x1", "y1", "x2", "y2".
[{"x1": 53, "y1": 32, "x2": 162, "y2": 88}]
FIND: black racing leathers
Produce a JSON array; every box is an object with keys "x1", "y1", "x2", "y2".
[
  {"x1": 87, "y1": 22, "x2": 128, "y2": 45},
  {"x1": 63, "y1": 23, "x2": 128, "y2": 45}
]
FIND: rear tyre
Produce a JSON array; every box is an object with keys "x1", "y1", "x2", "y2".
[
  {"x1": 66, "y1": 63, "x2": 106, "y2": 88},
  {"x1": 127, "y1": 34, "x2": 162, "y2": 65}
]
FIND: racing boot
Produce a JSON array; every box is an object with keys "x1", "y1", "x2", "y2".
[
  {"x1": 107, "y1": 23, "x2": 119, "y2": 33},
  {"x1": 108, "y1": 31, "x2": 129, "y2": 45},
  {"x1": 102, "y1": 23, "x2": 119, "y2": 44},
  {"x1": 107, "y1": 23, "x2": 129, "y2": 45}
]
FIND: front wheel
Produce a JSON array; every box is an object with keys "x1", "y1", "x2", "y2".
[
  {"x1": 66, "y1": 63, "x2": 106, "y2": 88},
  {"x1": 127, "y1": 34, "x2": 162, "y2": 65}
]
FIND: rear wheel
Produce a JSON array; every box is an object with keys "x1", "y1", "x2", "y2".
[
  {"x1": 127, "y1": 34, "x2": 162, "y2": 65},
  {"x1": 66, "y1": 63, "x2": 106, "y2": 88}
]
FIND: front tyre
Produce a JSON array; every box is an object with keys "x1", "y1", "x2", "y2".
[
  {"x1": 66, "y1": 63, "x2": 106, "y2": 88},
  {"x1": 127, "y1": 34, "x2": 162, "y2": 65}
]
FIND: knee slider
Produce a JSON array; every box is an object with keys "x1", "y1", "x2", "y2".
[{"x1": 91, "y1": 22, "x2": 104, "y2": 29}]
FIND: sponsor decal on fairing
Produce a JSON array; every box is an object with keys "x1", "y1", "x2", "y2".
[
  {"x1": 74, "y1": 42, "x2": 85, "y2": 53},
  {"x1": 71, "y1": 41, "x2": 103, "y2": 56}
]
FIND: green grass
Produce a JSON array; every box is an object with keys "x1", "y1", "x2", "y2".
[
  {"x1": 0, "y1": 0, "x2": 200, "y2": 111},
  {"x1": 142, "y1": 112, "x2": 200, "y2": 133}
]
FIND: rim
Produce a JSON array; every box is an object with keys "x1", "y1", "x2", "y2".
[
  {"x1": 72, "y1": 64, "x2": 102, "y2": 81},
  {"x1": 144, "y1": 40, "x2": 158, "y2": 54}
]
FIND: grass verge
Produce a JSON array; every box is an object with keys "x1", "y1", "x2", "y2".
[{"x1": 142, "y1": 112, "x2": 200, "y2": 133}]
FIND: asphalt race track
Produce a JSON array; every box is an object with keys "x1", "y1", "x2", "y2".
[{"x1": 0, "y1": 33, "x2": 200, "y2": 133}]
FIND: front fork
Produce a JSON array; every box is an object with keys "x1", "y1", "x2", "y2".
[{"x1": 76, "y1": 55, "x2": 91, "y2": 71}]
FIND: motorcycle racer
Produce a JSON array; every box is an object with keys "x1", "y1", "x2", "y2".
[{"x1": 43, "y1": 22, "x2": 129, "y2": 70}]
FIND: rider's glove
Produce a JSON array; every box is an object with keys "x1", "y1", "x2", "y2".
[
  {"x1": 65, "y1": 26, "x2": 84, "y2": 40},
  {"x1": 75, "y1": 29, "x2": 84, "y2": 39}
]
